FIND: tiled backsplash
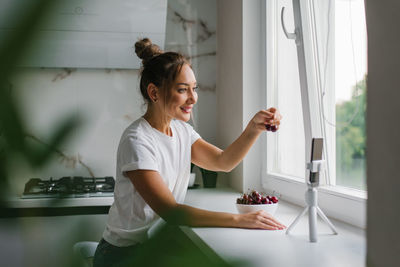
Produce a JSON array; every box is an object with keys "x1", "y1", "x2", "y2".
[{"x1": 8, "y1": 0, "x2": 217, "y2": 196}]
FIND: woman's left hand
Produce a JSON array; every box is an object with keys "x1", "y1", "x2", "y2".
[{"x1": 250, "y1": 107, "x2": 282, "y2": 133}]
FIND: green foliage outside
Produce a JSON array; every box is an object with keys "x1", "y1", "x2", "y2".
[{"x1": 335, "y1": 75, "x2": 367, "y2": 189}]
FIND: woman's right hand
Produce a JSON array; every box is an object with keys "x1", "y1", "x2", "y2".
[{"x1": 236, "y1": 210, "x2": 286, "y2": 230}]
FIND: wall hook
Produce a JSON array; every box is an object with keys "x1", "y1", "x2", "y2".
[{"x1": 281, "y1": 7, "x2": 297, "y2": 40}]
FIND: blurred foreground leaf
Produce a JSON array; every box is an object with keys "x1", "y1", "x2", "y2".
[
  {"x1": 0, "y1": 0, "x2": 81, "y2": 199},
  {"x1": 119, "y1": 224, "x2": 236, "y2": 267}
]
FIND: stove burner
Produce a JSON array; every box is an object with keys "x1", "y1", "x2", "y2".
[{"x1": 22, "y1": 176, "x2": 115, "y2": 199}]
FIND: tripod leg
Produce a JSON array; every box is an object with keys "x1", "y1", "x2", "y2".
[
  {"x1": 286, "y1": 206, "x2": 308, "y2": 234},
  {"x1": 309, "y1": 206, "x2": 317, "y2": 242},
  {"x1": 317, "y1": 207, "x2": 338, "y2": 235}
]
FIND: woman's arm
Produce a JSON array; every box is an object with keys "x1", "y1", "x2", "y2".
[
  {"x1": 127, "y1": 169, "x2": 285, "y2": 230},
  {"x1": 192, "y1": 108, "x2": 282, "y2": 172}
]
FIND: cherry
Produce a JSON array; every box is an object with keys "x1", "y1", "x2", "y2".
[
  {"x1": 237, "y1": 191, "x2": 279, "y2": 205},
  {"x1": 251, "y1": 191, "x2": 262, "y2": 201},
  {"x1": 271, "y1": 196, "x2": 278, "y2": 203},
  {"x1": 253, "y1": 193, "x2": 261, "y2": 202},
  {"x1": 266, "y1": 124, "x2": 278, "y2": 132}
]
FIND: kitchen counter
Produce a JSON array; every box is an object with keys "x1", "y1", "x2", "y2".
[
  {"x1": 183, "y1": 187, "x2": 366, "y2": 267},
  {"x1": 1, "y1": 195, "x2": 114, "y2": 217},
  {"x1": 4, "y1": 195, "x2": 114, "y2": 208}
]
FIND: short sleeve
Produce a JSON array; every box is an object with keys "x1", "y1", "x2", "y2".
[
  {"x1": 119, "y1": 136, "x2": 159, "y2": 177},
  {"x1": 190, "y1": 126, "x2": 201, "y2": 145}
]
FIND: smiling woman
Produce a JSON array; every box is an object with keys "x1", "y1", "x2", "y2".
[{"x1": 93, "y1": 38, "x2": 284, "y2": 267}]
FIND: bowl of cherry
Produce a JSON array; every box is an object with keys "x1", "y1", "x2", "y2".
[{"x1": 236, "y1": 190, "x2": 279, "y2": 215}]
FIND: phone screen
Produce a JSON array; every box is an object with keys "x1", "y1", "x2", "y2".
[{"x1": 309, "y1": 138, "x2": 323, "y2": 184}]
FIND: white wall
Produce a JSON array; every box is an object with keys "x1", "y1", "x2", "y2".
[
  {"x1": 365, "y1": 0, "x2": 400, "y2": 266},
  {"x1": 242, "y1": 0, "x2": 266, "y2": 193},
  {"x1": 217, "y1": 0, "x2": 244, "y2": 191},
  {"x1": 217, "y1": 0, "x2": 266, "y2": 193}
]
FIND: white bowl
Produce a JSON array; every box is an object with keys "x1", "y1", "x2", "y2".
[{"x1": 236, "y1": 203, "x2": 278, "y2": 216}]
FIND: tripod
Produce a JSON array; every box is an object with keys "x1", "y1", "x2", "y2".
[{"x1": 285, "y1": 160, "x2": 338, "y2": 242}]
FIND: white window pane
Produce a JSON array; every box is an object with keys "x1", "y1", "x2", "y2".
[
  {"x1": 267, "y1": 0, "x2": 305, "y2": 179},
  {"x1": 334, "y1": 0, "x2": 367, "y2": 190}
]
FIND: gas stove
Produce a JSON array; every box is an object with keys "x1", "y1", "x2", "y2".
[{"x1": 21, "y1": 176, "x2": 115, "y2": 199}]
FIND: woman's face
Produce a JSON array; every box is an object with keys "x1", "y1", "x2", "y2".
[{"x1": 164, "y1": 64, "x2": 198, "y2": 122}]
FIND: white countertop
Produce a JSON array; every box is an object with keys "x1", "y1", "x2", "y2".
[{"x1": 184, "y1": 187, "x2": 366, "y2": 267}]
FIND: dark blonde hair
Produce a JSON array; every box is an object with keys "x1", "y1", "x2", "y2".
[{"x1": 134, "y1": 38, "x2": 190, "y2": 104}]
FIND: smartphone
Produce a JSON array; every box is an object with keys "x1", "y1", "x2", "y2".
[{"x1": 309, "y1": 138, "x2": 323, "y2": 184}]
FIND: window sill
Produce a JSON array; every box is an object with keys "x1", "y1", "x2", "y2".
[
  {"x1": 184, "y1": 187, "x2": 366, "y2": 267},
  {"x1": 318, "y1": 185, "x2": 367, "y2": 202},
  {"x1": 262, "y1": 174, "x2": 367, "y2": 228}
]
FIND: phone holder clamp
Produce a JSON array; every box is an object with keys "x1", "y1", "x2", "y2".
[{"x1": 286, "y1": 159, "x2": 338, "y2": 242}]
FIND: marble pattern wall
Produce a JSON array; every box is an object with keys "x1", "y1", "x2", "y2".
[
  {"x1": 8, "y1": 0, "x2": 217, "y2": 195},
  {"x1": 166, "y1": 0, "x2": 217, "y2": 144}
]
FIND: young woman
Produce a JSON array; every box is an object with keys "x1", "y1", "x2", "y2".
[{"x1": 93, "y1": 38, "x2": 284, "y2": 267}]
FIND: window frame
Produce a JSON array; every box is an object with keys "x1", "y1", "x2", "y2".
[{"x1": 261, "y1": 0, "x2": 367, "y2": 229}]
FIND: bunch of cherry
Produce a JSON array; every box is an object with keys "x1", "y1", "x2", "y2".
[
  {"x1": 236, "y1": 190, "x2": 279, "y2": 205},
  {"x1": 265, "y1": 124, "x2": 278, "y2": 132}
]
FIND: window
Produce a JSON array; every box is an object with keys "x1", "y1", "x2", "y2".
[
  {"x1": 334, "y1": 0, "x2": 367, "y2": 190},
  {"x1": 263, "y1": 0, "x2": 367, "y2": 227},
  {"x1": 266, "y1": 0, "x2": 305, "y2": 182}
]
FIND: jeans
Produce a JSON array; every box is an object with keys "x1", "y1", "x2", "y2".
[{"x1": 93, "y1": 238, "x2": 140, "y2": 267}]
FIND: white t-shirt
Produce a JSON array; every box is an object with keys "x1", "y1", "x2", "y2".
[{"x1": 103, "y1": 117, "x2": 201, "y2": 247}]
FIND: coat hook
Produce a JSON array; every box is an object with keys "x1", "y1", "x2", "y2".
[{"x1": 281, "y1": 7, "x2": 296, "y2": 40}]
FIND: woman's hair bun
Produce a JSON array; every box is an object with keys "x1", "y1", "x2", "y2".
[{"x1": 135, "y1": 38, "x2": 163, "y2": 65}]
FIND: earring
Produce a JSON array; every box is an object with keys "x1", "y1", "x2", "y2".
[{"x1": 153, "y1": 98, "x2": 158, "y2": 102}]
